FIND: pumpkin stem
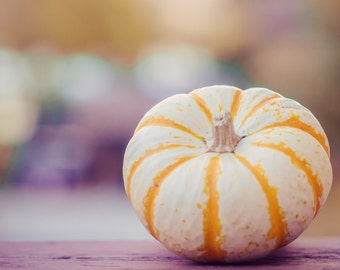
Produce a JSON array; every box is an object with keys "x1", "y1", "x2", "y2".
[{"x1": 206, "y1": 112, "x2": 241, "y2": 153}]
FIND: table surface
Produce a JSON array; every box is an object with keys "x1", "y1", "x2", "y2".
[{"x1": 0, "y1": 238, "x2": 339, "y2": 270}]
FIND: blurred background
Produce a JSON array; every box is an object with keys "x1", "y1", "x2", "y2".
[{"x1": 0, "y1": 0, "x2": 339, "y2": 241}]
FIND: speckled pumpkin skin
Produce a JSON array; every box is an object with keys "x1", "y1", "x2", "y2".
[{"x1": 123, "y1": 85, "x2": 332, "y2": 263}]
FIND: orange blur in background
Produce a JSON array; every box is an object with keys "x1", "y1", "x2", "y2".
[{"x1": 0, "y1": 0, "x2": 339, "y2": 240}]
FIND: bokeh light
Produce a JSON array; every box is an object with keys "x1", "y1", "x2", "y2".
[{"x1": 0, "y1": 0, "x2": 339, "y2": 241}]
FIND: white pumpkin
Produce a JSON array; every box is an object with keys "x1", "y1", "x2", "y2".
[{"x1": 123, "y1": 85, "x2": 332, "y2": 263}]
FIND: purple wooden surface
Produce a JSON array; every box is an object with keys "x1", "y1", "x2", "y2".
[{"x1": 0, "y1": 238, "x2": 339, "y2": 269}]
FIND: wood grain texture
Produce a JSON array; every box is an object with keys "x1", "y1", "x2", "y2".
[{"x1": 0, "y1": 238, "x2": 339, "y2": 269}]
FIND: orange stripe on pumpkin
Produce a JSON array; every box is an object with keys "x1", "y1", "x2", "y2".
[
  {"x1": 252, "y1": 141, "x2": 323, "y2": 215},
  {"x1": 230, "y1": 90, "x2": 242, "y2": 120},
  {"x1": 235, "y1": 154, "x2": 287, "y2": 248},
  {"x1": 126, "y1": 144, "x2": 196, "y2": 199},
  {"x1": 257, "y1": 115, "x2": 330, "y2": 157},
  {"x1": 143, "y1": 155, "x2": 198, "y2": 239},
  {"x1": 239, "y1": 94, "x2": 281, "y2": 128},
  {"x1": 189, "y1": 93, "x2": 213, "y2": 123},
  {"x1": 135, "y1": 116, "x2": 204, "y2": 142},
  {"x1": 198, "y1": 154, "x2": 227, "y2": 262}
]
